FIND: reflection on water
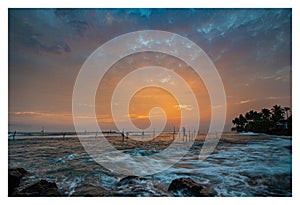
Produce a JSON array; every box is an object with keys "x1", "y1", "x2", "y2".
[{"x1": 8, "y1": 133, "x2": 292, "y2": 196}]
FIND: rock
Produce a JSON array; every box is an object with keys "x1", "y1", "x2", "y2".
[
  {"x1": 17, "y1": 180, "x2": 61, "y2": 196},
  {"x1": 168, "y1": 178, "x2": 216, "y2": 197},
  {"x1": 117, "y1": 175, "x2": 146, "y2": 186},
  {"x1": 115, "y1": 176, "x2": 155, "y2": 197},
  {"x1": 284, "y1": 146, "x2": 292, "y2": 152},
  {"x1": 8, "y1": 168, "x2": 28, "y2": 196},
  {"x1": 72, "y1": 185, "x2": 112, "y2": 197}
]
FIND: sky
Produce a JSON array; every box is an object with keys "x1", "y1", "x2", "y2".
[{"x1": 8, "y1": 8, "x2": 292, "y2": 132}]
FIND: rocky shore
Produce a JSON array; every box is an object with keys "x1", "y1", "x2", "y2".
[
  {"x1": 9, "y1": 168, "x2": 61, "y2": 196},
  {"x1": 9, "y1": 167, "x2": 216, "y2": 197}
]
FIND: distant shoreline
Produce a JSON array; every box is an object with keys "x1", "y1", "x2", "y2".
[{"x1": 8, "y1": 131, "x2": 292, "y2": 138}]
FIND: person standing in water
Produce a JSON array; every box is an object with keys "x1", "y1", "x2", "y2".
[
  {"x1": 13, "y1": 131, "x2": 16, "y2": 140},
  {"x1": 173, "y1": 126, "x2": 176, "y2": 140},
  {"x1": 121, "y1": 132, "x2": 125, "y2": 142},
  {"x1": 182, "y1": 127, "x2": 186, "y2": 138}
]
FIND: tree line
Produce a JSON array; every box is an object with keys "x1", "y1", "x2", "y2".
[{"x1": 231, "y1": 105, "x2": 292, "y2": 136}]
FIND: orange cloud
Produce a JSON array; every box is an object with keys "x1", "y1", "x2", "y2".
[{"x1": 174, "y1": 104, "x2": 193, "y2": 111}]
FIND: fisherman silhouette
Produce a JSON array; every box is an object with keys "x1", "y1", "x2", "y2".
[
  {"x1": 13, "y1": 131, "x2": 16, "y2": 140},
  {"x1": 121, "y1": 132, "x2": 125, "y2": 142}
]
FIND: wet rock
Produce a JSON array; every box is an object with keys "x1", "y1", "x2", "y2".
[
  {"x1": 72, "y1": 185, "x2": 112, "y2": 197},
  {"x1": 168, "y1": 178, "x2": 216, "y2": 197},
  {"x1": 242, "y1": 173, "x2": 292, "y2": 196},
  {"x1": 17, "y1": 180, "x2": 61, "y2": 196},
  {"x1": 244, "y1": 174, "x2": 264, "y2": 187},
  {"x1": 115, "y1": 176, "x2": 158, "y2": 196},
  {"x1": 113, "y1": 188, "x2": 163, "y2": 197},
  {"x1": 284, "y1": 146, "x2": 292, "y2": 153},
  {"x1": 113, "y1": 191, "x2": 142, "y2": 197},
  {"x1": 117, "y1": 175, "x2": 146, "y2": 186},
  {"x1": 8, "y1": 168, "x2": 28, "y2": 196}
]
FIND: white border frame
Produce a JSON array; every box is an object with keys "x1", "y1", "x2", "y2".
[{"x1": 2, "y1": 1, "x2": 298, "y2": 204}]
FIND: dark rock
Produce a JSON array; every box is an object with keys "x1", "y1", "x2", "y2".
[
  {"x1": 72, "y1": 185, "x2": 112, "y2": 197},
  {"x1": 17, "y1": 180, "x2": 61, "y2": 196},
  {"x1": 112, "y1": 188, "x2": 161, "y2": 197},
  {"x1": 115, "y1": 176, "x2": 155, "y2": 196},
  {"x1": 241, "y1": 173, "x2": 291, "y2": 196},
  {"x1": 284, "y1": 146, "x2": 292, "y2": 152},
  {"x1": 8, "y1": 168, "x2": 28, "y2": 196},
  {"x1": 117, "y1": 175, "x2": 146, "y2": 186},
  {"x1": 168, "y1": 178, "x2": 216, "y2": 197},
  {"x1": 113, "y1": 191, "x2": 141, "y2": 197}
]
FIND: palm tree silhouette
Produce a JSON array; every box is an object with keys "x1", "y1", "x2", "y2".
[
  {"x1": 271, "y1": 105, "x2": 285, "y2": 126},
  {"x1": 261, "y1": 108, "x2": 271, "y2": 120},
  {"x1": 284, "y1": 107, "x2": 290, "y2": 120},
  {"x1": 231, "y1": 105, "x2": 291, "y2": 135}
]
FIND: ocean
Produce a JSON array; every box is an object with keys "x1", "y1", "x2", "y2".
[{"x1": 8, "y1": 132, "x2": 292, "y2": 196}]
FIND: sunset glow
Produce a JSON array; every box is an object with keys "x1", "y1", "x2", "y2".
[{"x1": 9, "y1": 9, "x2": 291, "y2": 132}]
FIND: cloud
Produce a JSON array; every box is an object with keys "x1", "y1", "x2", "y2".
[
  {"x1": 9, "y1": 9, "x2": 72, "y2": 55},
  {"x1": 194, "y1": 9, "x2": 290, "y2": 44},
  {"x1": 11, "y1": 112, "x2": 116, "y2": 124},
  {"x1": 12, "y1": 111, "x2": 54, "y2": 116},
  {"x1": 237, "y1": 99, "x2": 256, "y2": 104},
  {"x1": 253, "y1": 66, "x2": 290, "y2": 82},
  {"x1": 160, "y1": 75, "x2": 171, "y2": 83},
  {"x1": 129, "y1": 114, "x2": 149, "y2": 119},
  {"x1": 174, "y1": 104, "x2": 193, "y2": 111},
  {"x1": 27, "y1": 35, "x2": 71, "y2": 55},
  {"x1": 127, "y1": 9, "x2": 153, "y2": 18},
  {"x1": 11, "y1": 111, "x2": 72, "y2": 118},
  {"x1": 265, "y1": 96, "x2": 290, "y2": 100},
  {"x1": 239, "y1": 100, "x2": 250, "y2": 104},
  {"x1": 55, "y1": 9, "x2": 90, "y2": 36}
]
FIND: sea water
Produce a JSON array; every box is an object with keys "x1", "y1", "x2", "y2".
[{"x1": 8, "y1": 133, "x2": 292, "y2": 196}]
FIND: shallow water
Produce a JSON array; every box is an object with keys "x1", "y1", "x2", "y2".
[{"x1": 8, "y1": 133, "x2": 292, "y2": 196}]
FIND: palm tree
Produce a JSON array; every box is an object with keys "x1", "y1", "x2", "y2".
[
  {"x1": 232, "y1": 117, "x2": 240, "y2": 125},
  {"x1": 232, "y1": 117, "x2": 240, "y2": 131},
  {"x1": 284, "y1": 107, "x2": 290, "y2": 120},
  {"x1": 239, "y1": 114, "x2": 247, "y2": 131},
  {"x1": 239, "y1": 114, "x2": 247, "y2": 123},
  {"x1": 261, "y1": 108, "x2": 271, "y2": 120},
  {"x1": 271, "y1": 105, "x2": 285, "y2": 130},
  {"x1": 271, "y1": 105, "x2": 285, "y2": 122},
  {"x1": 244, "y1": 110, "x2": 262, "y2": 132},
  {"x1": 232, "y1": 114, "x2": 247, "y2": 132},
  {"x1": 232, "y1": 105, "x2": 292, "y2": 135},
  {"x1": 245, "y1": 110, "x2": 261, "y2": 121},
  {"x1": 261, "y1": 108, "x2": 272, "y2": 133},
  {"x1": 245, "y1": 110, "x2": 255, "y2": 121},
  {"x1": 232, "y1": 117, "x2": 241, "y2": 131}
]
